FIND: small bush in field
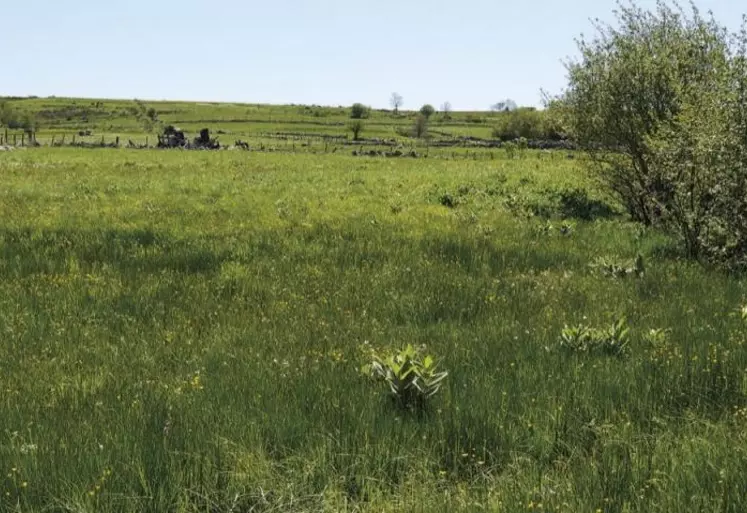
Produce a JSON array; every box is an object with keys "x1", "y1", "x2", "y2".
[
  {"x1": 439, "y1": 193, "x2": 457, "y2": 208},
  {"x1": 350, "y1": 103, "x2": 370, "y2": 119},
  {"x1": 413, "y1": 114, "x2": 429, "y2": 139},
  {"x1": 591, "y1": 254, "x2": 645, "y2": 279},
  {"x1": 363, "y1": 344, "x2": 448, "y2": 412},
  {"x1": 559, "y1": 318, "x2": 630, "y2": 357},
  {"x1": 419, "y1": 104, "x2": 435, "y2": 119},
  {"x1": 348, "y1": 120, "x2": 365, "y2": 141}
]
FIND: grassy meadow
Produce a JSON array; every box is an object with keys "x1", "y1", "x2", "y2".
[
  {"x1": 0, "y1": 97, "x2": 501, "y2": 149},
  {"x1": 1, "y1": 103, "x2": 747, "y2": 512}
]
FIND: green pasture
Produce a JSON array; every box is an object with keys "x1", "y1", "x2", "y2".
[{"x1": 1, "y1": 147, "x2": 746, "y2": 512}]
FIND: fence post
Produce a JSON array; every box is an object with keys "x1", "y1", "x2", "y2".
[
  {"x1": 51, "y1": 135, "x2": 55, "y2": 146},
  {"x1": 72, "y1": 135, "x2": 76, "y2": 145},
  {"x1": 146, "y1": 136, "x2": 149, "y2": 147},
  {"x1": 21, "y1": 133, "x2": 25, "y2": 146},
  {"x1": 115, "y1": 136, "x2": 120, "y2": 147}
]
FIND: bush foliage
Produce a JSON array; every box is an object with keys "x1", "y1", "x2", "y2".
[
  {"x1": 491, "y1": 108, "x2": 564, "y2": 141},
  {"x1": 350, "y1": 103, "x2": 370, "y2": 119},
  {"x1": 419, "y1": 104, "x2": 435, "y2": 118},
  {"x1": 563, "y1": 0, "x2": 747, "y2": 269},
  {"x1": 0, "y1": 101, "x2": 36, "y2": 134}
]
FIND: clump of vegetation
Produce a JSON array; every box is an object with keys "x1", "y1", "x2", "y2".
[
  {"x1": 412, "y1": 114, "x2": 429, "y2": 139},
  {"x1": 347, "y1": 120, "x2": 365, "y2": 140},
  {"x1": 563, "y1": 0, "x2": 747, "y2": 270},
  {"x1": 350, "y1": 103, "x2": 370, "y2": 119},
  {"x1": 464, "y1": 113, "x2": 484, "y2": 124},
  {"x1": 559, "y1": 318, "x2": 630, "y2": 357},
  {"x1": 438, "y1": 193, "x2": 457, "y2": 208},
  {"x1": 591, "y1": 254, "x2": 646, "y2": 279},
  {"x1": 492, "y1": 108, "x2": 562, "y2": 141},
  {"x1": 134, "y1": 100, "x2": 159, "y2": 132},
  {"x1": 531, "y1": 220, "x2": 575, "y2": 237},
  {"x1": 419, "y1": 104, "x2": 435, "y2": 119},
  {"x1": 364, "y1": 344, "x2": 448, "y2": 412},
  {"x1": 0, "y1": 101, "x2": 36, "y2": 135},
  {"x1": 492, "y1": 108, "x2": 539, "y2": 140}
]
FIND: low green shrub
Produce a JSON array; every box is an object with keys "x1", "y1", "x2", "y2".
[{"x1": 363, "y1": 344, "x2": 448, "y2": 412}]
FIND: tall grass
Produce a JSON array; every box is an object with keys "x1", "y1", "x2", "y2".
[{"x1": 1, "y1": 149, "x2": 746, "y2": 512}]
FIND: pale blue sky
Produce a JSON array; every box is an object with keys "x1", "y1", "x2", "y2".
[{"x1": 3, "y1": 0, "x2": 744, "y2": 110}]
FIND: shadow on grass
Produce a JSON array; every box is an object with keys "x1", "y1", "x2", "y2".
[
  {"x1": 0, "y1": 227, "x2": 231, "y2": 276},
  {"x1": 0, "y1": 221, "x2": 588, "y2": 281},
  {"x1": 419, "y1": 235, "x2": 587, "y2": 274},
  {"x1": 554, "y1": 187, "x2": 620, "y2": 221}
]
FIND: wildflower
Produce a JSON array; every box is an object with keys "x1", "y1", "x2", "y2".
[{"x1": 190, "y1": 373, "x2": 203, "y2": 390}]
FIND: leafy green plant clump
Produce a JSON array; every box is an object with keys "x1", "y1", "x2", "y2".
[
  {"x1": 559, "y1": 318, "x2": 630, "y2": 357},
  {"x1": 591, "y1": 254, "x2": 645, "y2": 279},
  {"x1": 364, "y1": 344, "x2": 448, "y2": 411}
]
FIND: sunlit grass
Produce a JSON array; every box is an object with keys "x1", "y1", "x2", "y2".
[{"x1": 1, "y1": 148, "x2": 746, "y2": 512}]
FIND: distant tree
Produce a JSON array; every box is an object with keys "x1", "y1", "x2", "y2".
[
  {"x1": 348, "y1": 120, "x2": 365, "y2": 141},
  {"x1": 0, "y1": 103, "x2": 35, "y2": 135},
  {"x1": 19, "y1": 113, "x2": 36, "y2": 136},
  {"x1": 350, "y1": 103, "x2": 370, "y2": 119},
  {"x1": 0, "y1": 101, "x2": 15, "y2": 127},
  {"x1": 441, "y1": 101, "x2": 452, "y2": 119},
  {"x1": 490, "y1": 99, "x2": 518, "y2": 112},
  {"x1": 146, "y1": 107, "x2": 158, "y2": 121},
  {"x1": 412, "y1": 114, "x2": 429, "y2": 138},
  {"x1": 390, "y1": 93, "x2": 404, "y2": 114},
  {"x1": 419, "y1": 104, "x2": 435, "y2": 119}
]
